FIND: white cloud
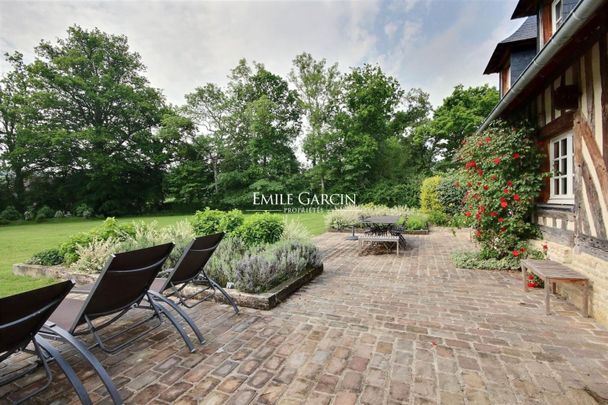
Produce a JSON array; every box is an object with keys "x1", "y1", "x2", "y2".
[
  {"x1": 0, "y1": 0, "x2": 380, "y2": 104},
  {"x1": 0, "y1": 0, "x2": 521, "y2": 107}
]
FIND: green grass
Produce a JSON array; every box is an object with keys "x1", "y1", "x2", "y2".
[{"x1": 0, "y1": 211, "x2": 326, "y2": 297}]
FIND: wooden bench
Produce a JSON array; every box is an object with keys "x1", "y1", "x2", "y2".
[
  {"x1": 358, "y1": 235, "x2": 400, "y2": 255},
  {"x1": 521, "y1": 259, "x2": 590, "y2": 317}
]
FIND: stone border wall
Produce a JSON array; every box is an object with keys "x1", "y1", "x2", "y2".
[{"x1": 13, "y1": 262, "x2": 323, "y2": 311}]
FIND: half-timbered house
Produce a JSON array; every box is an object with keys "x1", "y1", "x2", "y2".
[{"x1": 481, "y1": 0, "x2": 608, "y2": 324}]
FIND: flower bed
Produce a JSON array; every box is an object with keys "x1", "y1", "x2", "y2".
[{"x1": 15, "y1": 210, "x2": 324, "y2": 306}]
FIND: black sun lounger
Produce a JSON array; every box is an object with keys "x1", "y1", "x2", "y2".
[
  {"x1": 0, "y1": 281, "x2": 92, "y2": 404},
  {"x1": 150, "y1": 232, "x2": 239, "y2": 314},
  {"x1": 46, "y1": 243, "x2": 202, "y2": 355}
]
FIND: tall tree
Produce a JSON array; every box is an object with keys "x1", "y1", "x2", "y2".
[
  {"x1": 331, "y1": 64, "x2": 403, "y2": 191},
  {"x1": 226, "y1": 60, "x2": 301, "y2": 186},
  {"x1": 0, "y1": 52, "x2": 37, "y2": 210},
  {"x1": 183, "y1": 83, "x2": 231, "y2": 194},
  {"x1": 28, "y1": 25, "x2": 168, "y2": 214},
  {"x1": 289, "y1": 53, "x2": 342, "y2": 192},
  {"x1": 415, "y1": 84, "x2": 499, "y2": 166}
]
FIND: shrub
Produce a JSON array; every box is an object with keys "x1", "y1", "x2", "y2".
[
  {"x1": 452, "y1": 248, "x2": 545, "y2": 271},
  {"x1": 420, "y1": 176, "x2": 444, "y2": 213},
  {"x1": 35, "y1": 206, "x2": 54, "y2": 222},
  {"x1": 457, "y1": 120, "x2": 546, "y2": 259},
  {"x1": 405, "y1": 212, "x2": 428, "y2": 230},
  {"x1": 437, "y1": 173, "x2": 466, "y2": 216},
  {"x1": 427, "y1": 210, "x2": 448, "y2": 226},
  {"x1": 54, "y1": 210, "x2": 65, "y2": 218},
  {"x1": 206, "y1": 237, "x2": 250, "y2": 287},
  {"x1": 68, "y1": 220, "x2": 196, "y2": 273},
  {"x1": 28, "y1": 248, "x2": 64, "y2": 266},
  {"x1": 234, "y1": 213, "x2": 284, "y2": 246},
  {"x1": 282, "y1": 219, "x2": 312, "y2": 241},
  {"x1": 325, "y1": 205, "x2": 410, "y2": 230},
  {"x1": 117, "y1": 220, "x2": 195, "y2": 269},
  {"x1": 58, "y1": 218, "x2": 135, "y2": 264},
  {"x1": 70, "y1": 238, "x2": 119, "y2": 274},
  {"x1": 363, "y1": 180, "x2": 421, "y2": 208},
  {"x1": 0, "y1": 218, "x2": 9, "y2": 225},
  {"x1": 74, "y1": 203, "x2": 93, "y2": 218},
  {"x1": 234, "y1": 239, "x2": 322, "y2": 293},
  {"x1": 218, "y1": 209, "x2": 245, "y2": 234},
  {"x1": 452, "y1": 250, "x2": 520, "y2": 270},
  {"x1": 191, "y1": 208, "x2": 226, "y2": 235},
  {"x1": 0, "y1": 206, "x2": 21, "y2": 221}
]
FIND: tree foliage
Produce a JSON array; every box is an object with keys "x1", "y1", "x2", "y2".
[{"x1": 0, "y1": 27, "x2": 500, "y2": 216}]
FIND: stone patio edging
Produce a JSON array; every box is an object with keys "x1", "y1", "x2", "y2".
[
  {"x1": 212, "y1": 264, "x2": 323, "y2": 310},
  {"x1": 13, "y1": 262, "x2": 323, "y2": 310},
  {"x1": 13, "y1": 263, "x2": 97, "y2": 285}
]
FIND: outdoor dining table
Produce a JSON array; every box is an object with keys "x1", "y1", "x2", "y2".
[
  {"x1": 358, "y1": 215, "x2": 406, "y2": 254},
  {"x1": 362, "y1": 215, "x2": 401, "y2": 226}
]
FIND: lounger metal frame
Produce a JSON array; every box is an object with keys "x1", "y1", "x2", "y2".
[
  {"x1": 47, "y1": 244, "x2": 202, "y2": 355},
  {"x1": 0, "y1": 281, "x2": 94, "y2": 404},
  {"x1": 155, "y1": 233, "x2": 239, "y2": 314}
]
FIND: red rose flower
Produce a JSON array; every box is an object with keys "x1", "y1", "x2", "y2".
[
  {"x1": 500, "y1": 201, "x2": 508, "y2": 208},
  {"x1": 479, "y1": 206, "x2": 486, "y2": 212},
  {"x1": 528, "y1": 274, "x2": 534, "y2": 280},
  {"x1": 477, "y1": 169, "x2": 483, "y2": 176},
  {"x1": 520, "y1": 247, "x2": 526, "y2": 252},
  {"x1": 475, "y1": 213, "x2": 481, "y2": 220},
  {"x1": 528, "y1": 282, "x2": 536, "y2": 288},
  {"x1": 491, "y1": 175, "x2": 497, "y2": 181},
  {"x1": 493, "y1": 157, "x2": 501, "y2": 165},
  {"x1": 507, "y1": 180, "x2": 513, "y2": 187},
  {"x1": 465, "y1": 211, "x2": 472, "y2": 217},
  {"x1": 485, "y1": 137, "x2": 491, "y2": 143},
  {"x1": 503, "y1": 188, "x2": 509, "y2": 194},
  {"x1": 542, "y1": 243, "x2": 548, "y2": 251},
  {"x1": 513, "y1": 153, "x2": 520, "y2": 159},
  {"x1": 498, "y1": 217, "x2": 504, "y2": 223},
  {"x1": 483, "y1": 185, "x2": 489, "y2": 190},
  {"x1": 512, "y1": 250, "x2": 520, "y2": 257},
  {"x1": 465, "y1": 160, "x2": 476, "y2": 169},
  {"x1": 513, "y1": 194, "x2": 521, "y2": 201},
  {"x1": 490, "y1": 211, "x2": 497, "y2": 217}
]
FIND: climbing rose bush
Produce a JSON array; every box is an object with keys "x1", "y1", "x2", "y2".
[{"x1": 456, "y1": 120, "x2": 546, "y2": 259}]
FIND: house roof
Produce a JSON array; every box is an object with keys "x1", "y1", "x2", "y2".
[
  {"x1": 512, "y1": 0, "x2": 537, "y2": 19},
  {"x1": 478, "y1": 0, "x2": 606, "y2": 133},
  {"x1": 483, "y1": 16, "x2": 537, "y2": 74}
]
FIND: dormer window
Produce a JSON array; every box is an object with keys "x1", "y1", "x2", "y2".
[{"x1": 552, "y1": 0, "x2": 563, "y2": 32}]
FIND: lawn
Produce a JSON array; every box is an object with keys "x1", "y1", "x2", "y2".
[{"x1": 0, "y1": 211, "x2": 326, "y2": 297}]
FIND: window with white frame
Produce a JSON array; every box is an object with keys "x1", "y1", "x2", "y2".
[
  {"x1": 548, "y1": 132, "x2": 573, "y2": 204},
  {"x1": 552, "y1": 0, "x2": 563, "y2": 32}
]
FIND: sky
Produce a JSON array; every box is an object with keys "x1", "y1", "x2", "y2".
[{"x1": 0, "y1": 0, "x2": 522, "y2": 107}]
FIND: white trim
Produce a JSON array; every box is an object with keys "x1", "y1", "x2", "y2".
[
  {"x1": 547, "y1": 131, "x2": 574, "y2": 204},
  {"x1": 551, "y1": 0, "x2": 563, "y2": 34}
]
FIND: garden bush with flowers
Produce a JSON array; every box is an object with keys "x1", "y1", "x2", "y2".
[{"x1": 451, "y1": 120, "x2": 548, "y2": 270}]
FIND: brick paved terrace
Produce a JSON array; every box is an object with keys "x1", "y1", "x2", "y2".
[{"x1": 2, "y1": 229, "x2": 608, "y2": 404}]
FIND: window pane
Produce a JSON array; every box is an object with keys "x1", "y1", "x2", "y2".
[
  {"x1": 554, "y1": 160, "x2": 559, "y2": 173},
  {"x1": 561, "y1": 139, "x2": 567, "y2": 156},
  {"x1": 561, "y1": 158, "x2": 567, "y2": 175},
  {"x1": 562, "y1": 178, "x2": 567, "y2": 195},
  {"x1": 554, "y1": 178, "x2": 560, "y2": 195},
  {"x1": 554, "y1": 142, "x2": 560, "y2": 159}
]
